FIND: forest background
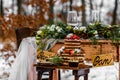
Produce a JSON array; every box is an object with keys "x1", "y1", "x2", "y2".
[{"x1": 0, "y1": 0, "x2": 120, "y2": 51}]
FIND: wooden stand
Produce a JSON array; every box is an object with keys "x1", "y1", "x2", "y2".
[{"x1": 35, "y1": 63, "x2": 91, "y2": 80}]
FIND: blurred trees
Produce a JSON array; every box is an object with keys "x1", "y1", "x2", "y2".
[
  {"x1": 0, "y1": 0, "x2": 119, "y2": 46},
  {"x1": 0, "y1": 0, "x2": 119, "y2": 29}
]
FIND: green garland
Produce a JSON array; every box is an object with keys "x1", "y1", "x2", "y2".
[{"x1": 35, "y1": 22, "x2": 120, "y2": 49}]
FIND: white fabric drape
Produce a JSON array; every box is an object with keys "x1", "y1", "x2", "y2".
[
  {"x1": 8, "y1": 37, "x2": 37, "y2": 80},
  {"x1": 8, "y1": 37, "x2": 57, "y2": 80}
]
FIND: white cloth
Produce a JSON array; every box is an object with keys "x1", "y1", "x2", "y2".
[
  {"x1": 8, "y1": 37, "x2": 37, "y2": 80},
  {"x1": 8, "y1": 37, "x2": 58, "y2": 80}
]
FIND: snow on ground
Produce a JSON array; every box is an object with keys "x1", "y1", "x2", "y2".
[
  {"x1": 0, "y1": 52, "x2": 119, "y2": 80},
  {"x1": 0, "y1": 51, "x2": 16, "y2": 80},
  {"x1": 60, "y1": 62, "x2": 118, "y2": 80}
]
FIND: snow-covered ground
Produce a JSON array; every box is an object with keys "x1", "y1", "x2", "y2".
[
  {"x1": 0, "y1": 41, "x2": 119, "y2": 80},
  {"x1": 0, "y1": 51, "x2": 16, "y2": 80},
  {"x1": 0, "y1": 52, "x2": 119, "y2": 80},
  {"x1": 60, "y1": 62, "x2": 118, "y2": 80}
]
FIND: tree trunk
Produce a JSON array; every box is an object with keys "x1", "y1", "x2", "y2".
[
  {"x1": 17, "y1": 0, "x2": 22, "y2": 14},
  {"x1": 49, "y1": 0, "x2": 54, "y2": 24},
  {"x1": 100, "y1": 0, "x2": 104, "y2": 8},
  {"x1": 81, "y1": 0, "x2": 86, "y2": 25},
  {"x1": 99, "y1": 0, "x2": 104, "y2": 22},
  {"x1": 69, "y1": 0, "x2": 72, "y2": 11},
  {"x1": 0, "y1": 0, "x2": 4, "y2": 16},
  {"x1": 89, "y1": 0, "x2": 93, "y2": 23},
  {"x1": 89, "y1": 0, "x2": 93, "y2": 11},
  {"x1": 12, "y1": 0, "x2": 14, "y2": 14},
  {"x1": 111, "y1": 0, "x2": 118, "y2": 25}
]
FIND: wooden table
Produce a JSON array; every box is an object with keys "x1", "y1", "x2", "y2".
[{"x1": 34, "y1": 63, "x2": 91, "y2": 80}]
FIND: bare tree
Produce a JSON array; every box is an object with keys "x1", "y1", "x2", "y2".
[
  {"x1": 99, "y1": 0, "x2": 104, "y2": 22},
  {"x1": 0, "y1": 0, "x2": 4, "y2": 16},
  {"x1": 112, "y1": 0, "x2": 118, "y2": 25},
  {"x1": 17, "y1": 0, "x2": 22, "y2": 14},
  {"x1": 89, "y1": 0, "x2": 93, "y2": 11},
  {"x1": 12, "y1": 0, "x2": 14, "y2": 13},
  {"x1": 99, "y1": 0, "x2": 104, "y2": 8},
  {"x1": 69, "y1": 0, "x2": 73, "y2": 11},
  {"x1": 81, "y1": 0, "x2": 86, "y2": 25},
  {"x1": 49, "y1": 0, "x2": 54, "y2": 24},
  {"x1": 89, "y1": 0, "x2": 93, "y2": 23}
]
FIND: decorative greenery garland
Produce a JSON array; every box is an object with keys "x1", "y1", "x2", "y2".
[{"x1": 35, "y1": 22, "x2": 120, "y2": 49}]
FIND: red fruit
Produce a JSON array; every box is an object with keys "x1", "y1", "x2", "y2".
[
  {"x1": 76, "y1": 36, "x2": 80, "y2": 39},
  {"x1": 71, "y1": 34, "x2": 80, "y2": 39},
  {"x1": 69, "y1": 50, "x2": 74, "y2": 55}
]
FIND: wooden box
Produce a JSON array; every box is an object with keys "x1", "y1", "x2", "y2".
[{"x1": 50, "y1": 39, "x2": 118, "y2": 62}]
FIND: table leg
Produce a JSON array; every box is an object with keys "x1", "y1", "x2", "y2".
[
  {"x1": 37, "y1": 71, "x2": 42, "y2": 80},
  {"x1": 73, "y1": 69, "x2": 90, "y2": 80},
  {"x1": 58, "y1": 69, "x2": 61, "y2": 80},
  {"x1": 49, "y1": 70, "x2": 53, "y2": 80},
  {"x1": 84, "y1": 74, "x2": 88, "y2": 80},
  {"x1": 75, "y1": 75, "x2": 79, "y2": 80}
]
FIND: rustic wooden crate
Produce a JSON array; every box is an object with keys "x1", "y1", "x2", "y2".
[{"x1": 50, "y1": 40, "x2": 118, "y2": 61}]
